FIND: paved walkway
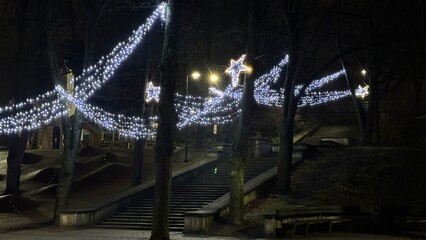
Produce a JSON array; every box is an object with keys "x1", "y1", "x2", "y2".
[
  {"x1": 0, "y1": 228, "x2": 236, "y2": 240},
  {"x1": 0, "y1": 147, "x2": 423, "y2": 239},
  {"x1": 0, "y1": 227, "x2": 418, "y2": 240}
]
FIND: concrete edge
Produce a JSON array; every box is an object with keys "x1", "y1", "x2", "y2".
[
  {"x1": 183, "y1": 166, "x2": 278, "y2": 233},
  {"x1": 293, "y1": 124, "x2": 322, "y2": 144},
  {"x1": 30, "y1": 163, "x2": 126, "y2": 196}
]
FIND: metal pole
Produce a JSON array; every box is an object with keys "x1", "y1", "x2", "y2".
[{"x1": 185, "y1": 75, "x2": 189, "y2": 162}]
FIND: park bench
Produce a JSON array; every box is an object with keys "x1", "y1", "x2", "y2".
[
  {"x1": 320, "y1": 137, "x2": 350, "y2": 146},
  {"x1": 264, "y1": 206, "x2": 362, "y2": 238},
  {"x1": 380, "y1": 206, "x2": 426, "y2": 231}
]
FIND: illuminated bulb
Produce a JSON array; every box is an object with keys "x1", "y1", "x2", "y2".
[
  {"x1": 210, "y1": 74, "x2": 219, "y2": 83},
  {"x1": 191, "y1": 72, "x2": 201, "y2": 80}
]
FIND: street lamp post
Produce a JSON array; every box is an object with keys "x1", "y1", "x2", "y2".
[
  {"x1": 209, "y1": 73, "x2": 219, "y2": 142},
  {"x1": 183, "y1": 71, "x2": 219, "y2": 161},
  {"x1": 185, "y1": 71, "x2": 200, "y2": 162}
]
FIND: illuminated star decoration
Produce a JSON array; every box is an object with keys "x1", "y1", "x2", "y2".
[
  {"x1": 145, "y1": 81, "x2": 161, "y2": 103},
  {"x1": 355, "y1": 85, "x2": 369, "y2": 99},
  {"x1": 225, "y1": 54, "x2": 251, "y2": 88}
]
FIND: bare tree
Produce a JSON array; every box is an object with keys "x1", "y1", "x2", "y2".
[
  {"x1": 3, "y1": 0, "x2": 45, "y2": 195},
  {"x1": 150, "y1": 0, "x2": 182, "y2": 239},
  {"x1": 336, "y1": 0, "x2": 407, "y2": 145},
  {"x1": 276, "y1": 0, "x2": 305, "y2": 194},
  {"x1": 53, "y1": 0, "x2": 105, "y2": 223},
  {"x1": 277, "y1": 0, "x2": 339, "y2": 194},
  {"x1": 408, "y1": 0, "x2": 426, "y2": 115},
  {"x1": 228, "y1": 0, "x2": 260, "y2": 225}
]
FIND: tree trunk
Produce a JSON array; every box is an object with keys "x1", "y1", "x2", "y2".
[
  {"x1": 228, "y1": 0, "x2": 258, "y2": 225},
  {"x1": 53, "y1": 0, "x2": 97, "y2": 223},
  {"x1": 132, "y1": 139, "x2": 145, "y2": 185},
  {"x1": 277, "y1": 100, "x2": 297, "y2": 194},
  {"x1": 150, "y1": 1, "x2": 181, "y2": 239},
  {"x1": 345, "y1": 70, "x2": 367, "y2": 145},
  {"x1": 4, "y1": 132, "x2": 29, "y2": 195},
  {"x1": 366, "y1": 77, "x2": 379, "y2": 145},
  {"x1": 335, "y1": 44, "x2": 367, "y2": 145},
  {"x1": 277, "y1": 6, "x2": 299, "y2": 194},
  {"x1": 4, "y1": 0, "x2": 32, "y2": 195}
]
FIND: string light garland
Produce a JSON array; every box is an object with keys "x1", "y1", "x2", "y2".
[
  {"x1": 0, "y1": 98, "x2": 67, "y2": 135},
  {"x1": 0, "y1": 2, "x2": 166, "y2": 136},
  {"x1": 56, "y1": 85, "x2": 156, "y2": 139},
  {"x1": 73, "y1": 3, "x2": 166, "y2": 101},
  {"x1": 0, "y1": 3, "x2": 166, "y2": 114},
  {"x1": 0, "y1": 52, "x2": 350, "y2": 139},
  {"x1": 298, "y1": 90, "x2": 352, "y2": 107},
  {"x1": 0, "y1": 90, "x2": 58, "y2": 114},
  {"x1": 0, "y1": 1, "x2": 360, "y2": 139},
  {"x1": 209, "y1": 87, "x2": 224, "y2": 97}
]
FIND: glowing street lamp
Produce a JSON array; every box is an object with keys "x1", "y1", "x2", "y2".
[
  {"x1": 191, "y1": 71, "x2": 201, "y2": 80},
  {"x1": 361, "y1": 69, "x2": 367, "y2": 76},
  {"x1": 187, "y1": 71, "x2": 201, "y2": 96},
  {"x1": 209, "y1": 73, "x2": 219, "y2": 83}
]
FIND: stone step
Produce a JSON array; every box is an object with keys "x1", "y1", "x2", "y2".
[
  {"x1": 106, "y1": 215, "x2": 183, "y2": 221},
  {"x1": 97, "y1": 224, "x2": 184, "y2": 231},
  {"x1": 140, "y1": 194, "x2": 224, "y2": 199},
  {"x1": 128, "y1": 203, "x2": 207, "y2": 208},
  {"x1": 172, "y1": 186, "x2": 228, "y2": 189},
  {"x1": 117, "y1": 209, "x2": 198, "y2": 215},
  {"x1": 98, "y1": 157, "x2": 278, "y2": 231}
]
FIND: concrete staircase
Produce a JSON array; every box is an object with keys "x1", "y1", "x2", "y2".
[{"x1": 97, "y1": 157, "x2": 277, "y2": 231}]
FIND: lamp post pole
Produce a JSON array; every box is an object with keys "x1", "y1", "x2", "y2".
[
  {"x1": 185, "y1": 75, "x2": 189, "y2": 162},
  {"x1": 209, "y1": 74, "x2": 219, "y2": 142},
  {"x1": 184, "y1": 72, "x2": 200, "y2": 162}
]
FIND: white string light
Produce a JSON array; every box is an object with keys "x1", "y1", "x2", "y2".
[
  {"x1": 0, "y1": 2, "x2": 357, "y2": 139},
  {"x1": 73, "y1": 3, "x2": 166, "y2": 101},
  {"x1": 0, "y1": 3, "x2": 166, "y2": 136}
]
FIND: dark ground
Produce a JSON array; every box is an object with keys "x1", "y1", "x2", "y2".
[
  {"x1": 1, "y1": 145, "x2": 425, "y2": 238},
  {"x1": 212, "y1": 146, "x2": 426, "y2": 238}
]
